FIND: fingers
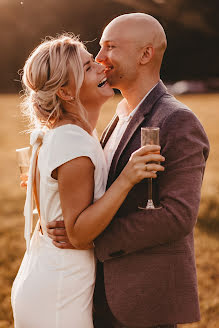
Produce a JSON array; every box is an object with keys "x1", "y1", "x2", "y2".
[
  {"x1": 20, "y1": 174, "x2": 28, "y2": 182},
  {"x1": 47, "y1": 229, "x2": 68, "y2": 244},
  {"x1": 128, "y1": 159, "x2": 165, "y2": 182},
  {"x1": 20, "y1": 174, "x2": 28, "y2": 189},
  {"x1": 20, "y1": 181, "x2": 27, "y2": 188},
  {"x1": 146, "y1": 163, "x2": 165, "y2": 172},
  {"x1": 129, "y1": 153, "x2": 165, "y2": 169},
  {"x1": 133, "y1": 163, "x2": 164, "y2": 180},
  {"x1": 52, "y1": 241, "x2": 75, "y2": 249},
  {"x1": 46, "y1": 220, "x2": 65, "y2": 229},
  {"x1": 46, "y1": 227, "x2": 67, "y2": 237},
  {"x1": 136, "y1": 162, "x2": 164, "y2": 172},
  {"x1": 141, "y1": 153, "x2": 165, "y2": 164},
  {"x1": 133, "y1": 145, "x2": 161, "y2": 157},
  {"x1": 52, "y1": 240, "x2": 94, "y2": 250},
  {"x1": 145, "y1": 171, "x2": 157, "y2": 179},
  {"x1": 136, "y1": 164, "x2": 158, "y2": 179},
  {"x1": 47, "y1": 233, "x2": 68, "y2": 243},
  {"x1": 47, "y1": 220, "x2": 67, "y2": 243}
]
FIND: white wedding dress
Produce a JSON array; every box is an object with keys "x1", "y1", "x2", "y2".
[{"x1": 11, "y1": 124, "x2": 107, "y2": 328}]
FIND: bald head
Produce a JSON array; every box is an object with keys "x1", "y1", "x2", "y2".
[
  {"x1": 102, "y1": 13, "x2": 167, "y2": 56},
  {"x1": 96, "y1": 13, "x2": 166, "y2": 92}
]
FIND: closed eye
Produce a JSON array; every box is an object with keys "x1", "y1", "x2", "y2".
[
  {"x1": 84, "y1": 55, "x2": 95, "y2": 72},
  {"x1": 107, "y1": 45, "x2": 115, "y2": 50}
]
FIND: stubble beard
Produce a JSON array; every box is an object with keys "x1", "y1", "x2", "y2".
[{"x1": 106, "y1": 70, "x2": 123, "y2": 90}]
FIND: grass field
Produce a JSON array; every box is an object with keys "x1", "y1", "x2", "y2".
[{"x1": 0, "y1": 93, "x2": 218, "y2": 327}]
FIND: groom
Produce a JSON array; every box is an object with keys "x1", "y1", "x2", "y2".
[{"x1": 47, "y1": 13, "x2": 209, "y2": 328}]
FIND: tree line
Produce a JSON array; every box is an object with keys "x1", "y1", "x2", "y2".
[{"x1": 1, "y1": 0, "x2": 219, "y2": 92}]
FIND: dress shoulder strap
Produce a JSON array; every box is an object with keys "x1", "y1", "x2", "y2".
[
  {"x1": 33, "y1": 148, "x2": 43, "y2": 235},
  {"x1": 24, "y1": 130, "x2": 44, "y2": 251}
]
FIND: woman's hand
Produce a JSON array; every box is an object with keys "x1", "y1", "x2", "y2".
[
  {"x1": 120, "y1": 145, "x2": 165, "y2": 189},
  {"x1": 20, "y1": 174, "x2": 28, "y2": 189}
]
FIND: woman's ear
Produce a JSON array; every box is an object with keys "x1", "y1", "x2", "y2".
[
  {"x1": 140, "y1": 45, "x2": 154, "y2": 65},
  {"x1": 56, "y1": 86, "x2": 74, "y2": 101}
]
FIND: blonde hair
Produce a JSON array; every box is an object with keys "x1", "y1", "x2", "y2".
[{"x1": 21, "y1": 33, "x2": 91, "y2": 133}]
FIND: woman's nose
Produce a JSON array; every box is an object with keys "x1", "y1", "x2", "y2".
[{"x1": 96, "y1": 62, "x2": 105, "y2": 74}]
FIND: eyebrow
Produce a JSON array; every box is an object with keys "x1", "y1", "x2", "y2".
[
  {"x1": 100, "y1": 40, "x2": 114, "y2": 46},
  {"x1": 83, "y1": 55, "x2": 94, "y2": 67}
]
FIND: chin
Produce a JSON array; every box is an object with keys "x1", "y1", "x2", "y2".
[
  {"x1": 99, "y1": 84, "x2": 115, "y2": 98},
  {"x1": 98, "y1": 90, "x2": 114, "y2": 106},
  {"x1": 107, "y1": 88, "x2": 115, "y2": 97},
  {"x1": 106, "y1": 77, "x2": 120, "y2": 90},
  {"x1": 102, "y1": 91, "x2": 114, "y2": 101}
]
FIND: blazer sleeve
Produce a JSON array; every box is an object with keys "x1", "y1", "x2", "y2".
[{"x1": 94, "y1": 109, "x2": 210, "y2": 262}]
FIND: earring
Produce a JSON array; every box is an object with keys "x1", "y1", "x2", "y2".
[{"x1": 70, "y1": 96, "x2": 75, "y2": 101}]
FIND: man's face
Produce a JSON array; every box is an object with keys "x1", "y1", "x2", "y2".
[{"x1": 95, "y1": 26, "x2": 139, "y2": 90}]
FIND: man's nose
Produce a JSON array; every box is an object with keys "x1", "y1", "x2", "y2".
[{"x1": 95, "y1": 49, "x2": 105, "y2": 63}]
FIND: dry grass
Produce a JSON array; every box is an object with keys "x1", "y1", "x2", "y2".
[{"x1": 0, "y1": 93, "x2": 218, "y2": 327}]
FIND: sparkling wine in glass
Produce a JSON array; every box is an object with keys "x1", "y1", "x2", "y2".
[
  {"x1": 16, "y1": 147, "x2": 31, "y2": 175},
  {"x1": 16, "y1": 146, "x2": 38, "y2": 215},
  {"x1": 139, "y1": 127, "x2": 160, "y2": 210}
]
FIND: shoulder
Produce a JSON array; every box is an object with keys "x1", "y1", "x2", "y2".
[
  {"x1": 48, "y1": 124, "x2": 96, "y2": 147},
  {"x1": 158, "y1": 96, "x2": 209, "y2": 157},
  {"x1": 40, "y1": 124, "x2": 101, "y2": 174},
  {"x1": 142, "y1": 90, "x2": 203, "y2": 134},
  {"x1": 155, "y1": 92, "x2": 203, "y2": 128},
  {"x1": 51, "y1": 124, "x2": 92, "y2": 139},
  {"x1": 46, "y1": 124, "x2": 98, "y2": 162},
  {"x1": 158, "y1": 92, "x2": 191, "y2": 116},
  {"x1": 149, "y1": 92, "x2": 209, "y2": 150}
]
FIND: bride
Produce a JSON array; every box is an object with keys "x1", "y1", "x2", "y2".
[{"x1": 11, "y1": 34, "x2": 165, "y2": 328}]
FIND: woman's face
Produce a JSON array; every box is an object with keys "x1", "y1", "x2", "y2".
[{"x1": 79, "y1": 48, "x2": 114, "y2": 108}]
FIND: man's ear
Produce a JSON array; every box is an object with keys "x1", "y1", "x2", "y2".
[
  {"x1": 140, "y1": 45, "x2": 154, "y2": 65},
  {"x1": 56, "y1": 86, "x2": 73, "y2": 101}
]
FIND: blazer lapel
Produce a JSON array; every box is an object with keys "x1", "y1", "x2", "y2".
[
  {"x1": 108, "y1": 81, "x2": 167, "y2": 182},
  {"x1": 100, "y1": 114, "x2": 119, "y2": 149}
]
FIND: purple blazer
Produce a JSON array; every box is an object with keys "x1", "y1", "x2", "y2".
[{"x1": 94, "y1": 81, "x2": 210, "y2": 327}]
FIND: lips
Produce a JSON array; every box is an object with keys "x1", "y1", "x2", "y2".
[
  {"x1": 104, "y1": 66, "x2": 114, "y2": 74},
  {"x1": 97, "y1": 77, "x2": 107, "y2": 88}
]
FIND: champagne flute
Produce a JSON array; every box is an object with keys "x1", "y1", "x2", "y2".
[
  {"x1": 139, "y1": 127, "x2": 161, "y2": 210},
  {"x1": 16, "y1": 147, "x2": 31, "y2": 175},
  {"x1": 16, "y1": 147, "x2": 38, "y2": 215}
]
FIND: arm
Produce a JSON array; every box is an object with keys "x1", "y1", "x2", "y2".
[
  {"x1": 94, "y1": 110, "x2": 210, "y2": 262},
  {"x1": 54, "y1": 145, "x2": 165, "y2": 249}
]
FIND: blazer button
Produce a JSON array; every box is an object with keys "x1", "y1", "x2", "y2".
[{"x1": 109, "y1": 250, "x2": 125, "y2": 258}]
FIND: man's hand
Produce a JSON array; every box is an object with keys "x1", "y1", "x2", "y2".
[
  {"x1": 46, "y1": 220, "x2": 94, "y2": 250},
  {"x1": 46, "y1": 220, "x2": 73, "y2": 249}
]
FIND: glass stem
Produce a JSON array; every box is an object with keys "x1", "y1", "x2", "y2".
[{"x1": 146, "y1": 178, "x2": 155, "y2": 209}]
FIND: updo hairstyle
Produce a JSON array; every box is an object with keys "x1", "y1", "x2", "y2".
[{"x1": 21, "y1": 34, "x2": 91, "y2": 133}]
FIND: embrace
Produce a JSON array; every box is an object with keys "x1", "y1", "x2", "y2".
[{"x1": 11, "y1": 13, "x2": 209, "y2": 328}]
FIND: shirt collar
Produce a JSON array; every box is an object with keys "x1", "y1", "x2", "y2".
[{"x1": 116, "y1": 82, "x2": 159, "y2": 122}]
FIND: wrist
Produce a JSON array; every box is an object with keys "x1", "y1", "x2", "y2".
[{"x1": 117, "y1": 173, "x2": 133, "y2": 193}]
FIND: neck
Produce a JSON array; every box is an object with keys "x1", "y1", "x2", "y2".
[
  {"x1": 120, "y1": 74, "x2": 159, "y2": 114},
  {"x1": 54, "y1": 102, "x2": 101, "y2": 132},
  {"x1": 87, "y1": 107, "x2": 101, "y2": 131}
]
